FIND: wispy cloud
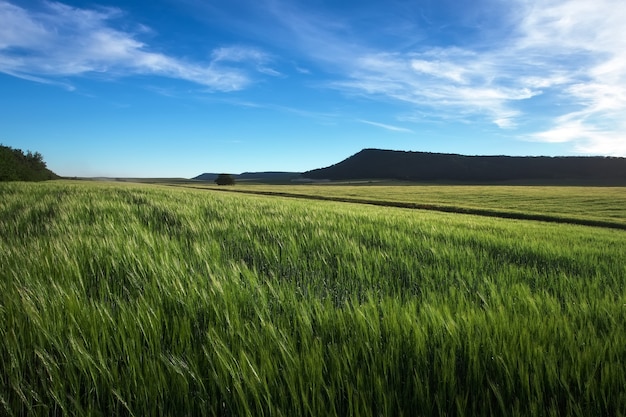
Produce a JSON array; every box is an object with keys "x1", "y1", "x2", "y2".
[
  {"x1": 219, "y1": 98, "x2": 340, "y2": 123},
  {"x1": 263, "y1": 0, "x2": 626, "y2": 155},
  {"x1": 331, "y1": 49, "x2": 538, "y2": 130},
  {"x1": 517, "y1": 0, "x2": 626, "y2": 155},
  {"x1": 358, "y1": 119, "x2": 413, "y2": 133},
  {"x1": 0, "y1": 1, "x2": 273, "y2": 91},
  {"x1": 261, "y1": 2, "x2": 538, "y2": 129}
]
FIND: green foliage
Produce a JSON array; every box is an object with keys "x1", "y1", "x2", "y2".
[
  {"x1": 215, "y1": 173, "x2": 235, "y2": 185},
  {"x1": 0, "y1": 144, "x2": 58, "y2": 181},
  {"x1": 1, "y1": 181, "x2": 625, "y2": 416}
]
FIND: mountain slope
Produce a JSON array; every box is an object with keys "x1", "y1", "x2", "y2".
[{"x1": 303, "y1": 149, "x2": 626, "y2": 183}]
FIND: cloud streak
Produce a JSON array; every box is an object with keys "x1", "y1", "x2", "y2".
[
  {"x1": 264, "y1": 0, "x2": 626, "y2": 155},
  {"x1": 358, "y1": 119, "x2": 413, "y2": 133},
  {"x1": 0, "y1": 1, "x2": 272, "y2": 91},
  {"x1": 325, "y1": 48, "x2": 543, "y2": 131}
]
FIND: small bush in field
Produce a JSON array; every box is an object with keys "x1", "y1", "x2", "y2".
[{"x1": 214, "y1": 173, "x2": 235, "y2": 185}]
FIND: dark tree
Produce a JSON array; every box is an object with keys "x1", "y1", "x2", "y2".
[
  {"x1": 214, "y1": 173, "x2": 235, "y2": 185},
  {"x1": 0, "y1": 144, "x2": 58, "y2": 181}
]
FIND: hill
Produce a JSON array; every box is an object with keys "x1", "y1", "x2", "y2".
[
  {"x1": 0, "y1": 145, "x2": 58, "y2": 181},
  {"x1": 193, "y1": 171, "x2": 301, "y2": 182},
  {"x1": 303, "y1": 149, "x2": 626, "y2": 184}
]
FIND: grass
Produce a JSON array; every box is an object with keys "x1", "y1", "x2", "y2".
[
  {"x1": 1, "y1": 181, "x2": 625, "y2": 416},
  {"x1": 184, "y1": 182, "x2": 626, "y2": 229}
]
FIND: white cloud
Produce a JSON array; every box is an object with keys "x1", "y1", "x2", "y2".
[
  {"x1": 4, "y1": 0, "x2": 625, "y2": 155},
  {"x1": 0, "y1": 1, "x2": 272, "y2": 91},
  {"x1": 332, "y1": 50, "x2": 539, "y2": 129},
  {"x1": 531, "y1": 119, "x2": 591, "y2": 144},
  {"x1": 514, "y1": 0, "x2": 626, "y2": 155},
  {"x1": 211, "y1": 46, "x2": 268, "y2": 64},
  {"x1": 358, "y1": 119, "x2": 414, "y2": 133},
  {"x1": 575, "y1": 133, "x2": 626, "y2": 156},
  {"x1": 516, "y1": 0, "x2": 626, "y2": 52},
  {"x1": 531, "y1": 119, "x2": 626, "y2": 156},
  {"x1": 0, "y1": 2, "x2": 47, "y2": 48},
  {"x1": 265, "y1": 0, "x2": 625, "y2": 154},
  {"x1": 410, "y1": 59, "x2": 468, "y2": 84},
  {"x1": 212, "y1": 46, "x2": 282, "y2": 77}
]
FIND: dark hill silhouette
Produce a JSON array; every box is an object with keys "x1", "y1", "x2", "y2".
[
  {"x1": 0, "y1": 145, "x2": 58, "y2": 181},
  {"x1": 193, "y1": 171, "x2": 300, "y2": 182},
  {"x1": 193, "y1": 173, "x2": 219, "y2": 181},
  {"x1": 303, "y1": 149, "x2": 626, "y2": 184}
]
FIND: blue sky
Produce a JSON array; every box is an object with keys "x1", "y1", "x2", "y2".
[{"x1": 1, "y1": 0, "x2": 625, "y2": 177}]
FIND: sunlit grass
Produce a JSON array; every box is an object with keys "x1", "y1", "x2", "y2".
[
  {"x1": 1, "y1": 181, "x2": 625, "y2": 416},
  {"x1": 191, "y1": 182, "x2": 626, "y2": 228}
]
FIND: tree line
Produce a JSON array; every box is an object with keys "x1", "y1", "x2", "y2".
[{"x1": 0, "y1": 144, "x2": 58, "y2": 181}]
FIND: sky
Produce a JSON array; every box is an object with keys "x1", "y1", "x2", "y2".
[{"x1": 1, "y1": 0, "x2": 625, "y2": 178}]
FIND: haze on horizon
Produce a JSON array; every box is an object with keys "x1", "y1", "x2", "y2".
[{"x1": 1, "y1": 0, "x2": 625, "y2": 178}]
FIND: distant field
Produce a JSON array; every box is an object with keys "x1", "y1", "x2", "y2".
[
  {"x1": 1, "y1": 181, "x2": 625, "y2": 416},
  {"x1": 184, "y1": 182, "x2": 626, "y2": 229}
]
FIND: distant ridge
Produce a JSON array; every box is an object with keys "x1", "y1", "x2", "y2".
[
  {"x1": 193, "y1": 171, "x2": 301, "y2": 182},
  {"x1": 303, "y1": 149, "x2": 626, "y2": 184}
]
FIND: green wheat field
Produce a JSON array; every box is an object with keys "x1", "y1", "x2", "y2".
[{"x1": 1, "y1": 181, "x2": 625, "y2": 416}]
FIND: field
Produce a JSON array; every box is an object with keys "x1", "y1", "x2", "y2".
[
  {"x1": 1, "y1": 181, "x2": 625, "y2": 416},
  {"x1": 183, "y1": 182, "x2": 626, "y2": 229}
]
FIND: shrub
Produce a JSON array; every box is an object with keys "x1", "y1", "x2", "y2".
[{"x1": 214, "y1": 173, "x2": 235, "y2": 185}]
